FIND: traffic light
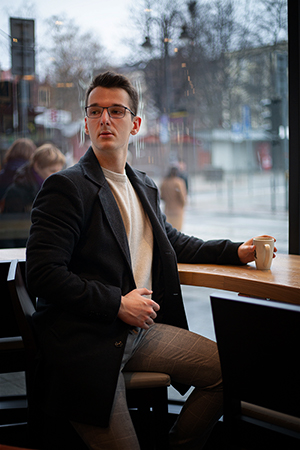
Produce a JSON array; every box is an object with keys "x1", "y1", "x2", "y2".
[
  {"x1": 10, "y1": 18, "x2": 35, "y2": 76},
  {"x1": 260, "y1": 99, "x2": 272, "y2": 131},
  {"x1": 270, "y1": 97, "x2": 282, "y2": 138},
  {"x1": 260, "y1": 98, "x2": 282, "y2": 138}
]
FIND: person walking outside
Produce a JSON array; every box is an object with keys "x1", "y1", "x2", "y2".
[
  {"x1": 2, "y1": 143, "x2": 65, "y2": 213},
  {"x1": 160, "y1": 165, "x2": 187, "y2": 231},
  {"x1": 0, "y1": 138, "x2": 36, "y2": 200}
]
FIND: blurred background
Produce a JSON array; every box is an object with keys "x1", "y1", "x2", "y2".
[{"x1": 0, "y1": 0, "x2": 288, "y2": 250}]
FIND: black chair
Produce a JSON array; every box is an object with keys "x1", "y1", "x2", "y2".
[
  {"x1": 7, "y1": 260, "x2": 171, "y2": 449},
  {"x1": 210, "y1": 291, "x2": 300, "y2": 450},
  {"x1": 0, "y1": 337, "x2": 27, "y2": 426},
  {"x1": 0, "y1": 262, "x2": 28, "y2": 448}
]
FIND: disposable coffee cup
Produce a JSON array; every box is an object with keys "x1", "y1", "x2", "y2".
[{"x1": 253, "y1": 237, "x2": 274, "y2": 270}]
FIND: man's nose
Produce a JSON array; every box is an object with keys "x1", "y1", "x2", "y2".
[{"x1": 100, "y1": 108, "x2": 111, "y2": 124}]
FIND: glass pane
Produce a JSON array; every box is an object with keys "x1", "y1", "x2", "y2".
[
  {"x1": 129, "y1": 0, "x2": 289, "y2": 254},
  {"x1": 0, "y1": 0, "x2": 288, "y2": 252}
]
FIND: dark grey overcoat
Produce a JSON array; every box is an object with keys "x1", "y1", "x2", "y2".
[{"x1": 26, "y1": 147, "x2": 242, "y2": 427}]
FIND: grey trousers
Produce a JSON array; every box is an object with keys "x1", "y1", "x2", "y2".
[{"x1": 72, "y1": 324, "x2": 223, "y2": 450}]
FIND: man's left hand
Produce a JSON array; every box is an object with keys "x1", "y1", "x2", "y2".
[{"x1": 238, "y1": 235, "x2": 277, "y2": 264}]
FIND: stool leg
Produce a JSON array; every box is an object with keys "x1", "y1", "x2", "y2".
[{"x1": 152, "y1": 387, "x2": 170, "y2": 450}]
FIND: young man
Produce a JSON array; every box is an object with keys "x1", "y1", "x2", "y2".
[{"x1": 26, "y1": 71, "x2": 276, "y2": 450}]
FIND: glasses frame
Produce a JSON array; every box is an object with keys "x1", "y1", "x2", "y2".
[{"x1": 85, "y1": 105, "x2": 136, "y2": 119}]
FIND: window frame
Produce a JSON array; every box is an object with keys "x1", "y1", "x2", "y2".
[{"x1": 288, "y1": 0, "x2": 300, "y2": 255}]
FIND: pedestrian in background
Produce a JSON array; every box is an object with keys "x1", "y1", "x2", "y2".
[
  {"x1": 0, "y1": 138, "x2": 36, "y2": 200},
  {"x1": 177, "y1": 159, "x2": 189, "y2": 193},
  {"x1": 160, "y1": 165, "x2": 187, "y2": 231},
  {"x1": 2, "y1": 143, "x2": 65, "y2": 214}
]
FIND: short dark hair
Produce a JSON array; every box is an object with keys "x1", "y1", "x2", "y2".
[
  {"x1": 4, "y1": 138, "x2": 36, "y2": 164},
  {"x1": 85, "y1": 71, "x2": 139, "y2": 115}
]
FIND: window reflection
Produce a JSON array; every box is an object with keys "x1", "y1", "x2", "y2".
[{"x1": 0, "y1": 0, "x2": 288, "y2": 251}]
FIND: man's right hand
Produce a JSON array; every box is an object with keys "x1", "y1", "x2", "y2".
[{"x1": 118, "y1": 288, "x2": 160, "y2": 330}]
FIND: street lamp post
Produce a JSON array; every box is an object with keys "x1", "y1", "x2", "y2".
[
  {"x1": 141, "y1": 9, "x2": 189, "y2": 113},
  {"x1": 141, "y1": 8, "x2": 191, "y2": 173}
]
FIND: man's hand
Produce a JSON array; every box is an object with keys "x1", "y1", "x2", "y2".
[
  {"x1": 118, "y1": 288, "x2": 160, "y2": 330},
  {"x1": 238, "y1": 235, "x2": 277, "y2": 264}
]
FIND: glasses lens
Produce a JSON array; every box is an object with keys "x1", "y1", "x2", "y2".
[
  {"x1": 108, "y1": 106, "x2": 126, "y2": 118},
  {"x1": 86, "y1": 106, "x2": 127, "y2": 118},
  {"x1": 86, "y1": 106, "x2": 103, "y2": 118}
]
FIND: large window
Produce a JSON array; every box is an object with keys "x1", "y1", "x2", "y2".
[{"x1": 0, "y1": 0, "x2": 290, "y2": 253}]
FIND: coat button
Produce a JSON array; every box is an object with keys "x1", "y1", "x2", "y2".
[{"x1": 114, "y1": 341, "x2": 124, "y2": 348}]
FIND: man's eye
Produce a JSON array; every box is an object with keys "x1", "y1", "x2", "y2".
[
  {"x1": 90, "y1": 108, "x2": 101, "y2": 115},
  {"x1": 110, "y1": 108, "x2": 123, "y2": 115}
]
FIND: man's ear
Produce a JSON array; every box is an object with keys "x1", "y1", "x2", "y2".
[
  {"x1": 130, "y1": 116, "x2": 142, "y2": 136},
  {"x1": 84, "y1": 117, "x2": 89, "y2": 135}
]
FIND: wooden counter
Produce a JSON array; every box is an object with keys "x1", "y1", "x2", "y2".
[{"x1": 178, "y1": 254, "x2": 300, "y2": 305}]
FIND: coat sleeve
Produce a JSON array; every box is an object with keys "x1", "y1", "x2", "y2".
[
  {"x1": 26, "y1": 172, "x2": 121, "y2": 324},
  {"x1": 146, "y1": 173, "x2": 242, "y2": 266}
]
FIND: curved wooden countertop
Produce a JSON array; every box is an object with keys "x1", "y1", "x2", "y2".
[{"x1": 178, "y1": 254, "x2": 300, "y2": 305}]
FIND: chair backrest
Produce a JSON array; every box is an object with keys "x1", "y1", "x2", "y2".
[
  {"x1": 7, "y1": 259, "x2": 37, "y2": 390},
  {"x1": 210, "y1": 292, "x2": 300, "y2": 424}
]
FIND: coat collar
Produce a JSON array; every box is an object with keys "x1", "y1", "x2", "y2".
[
  {"x1": 78, "y1": 147, "x2": 171, "y2": 269},
  {"x1": 79, "y1": 147, "x2": 106, "y2": 187},
  {"x1": 79, "y1": 147, "x2": 158, "y2": 203}
]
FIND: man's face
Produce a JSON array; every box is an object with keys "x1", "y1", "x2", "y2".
[{"x1": 84, "y1": 86, "x2": 141, "y2": 159}]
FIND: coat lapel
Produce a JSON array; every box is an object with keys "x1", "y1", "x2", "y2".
[
  {"x1": 125, "y1": 164, "x2": 175, "y2": 257},
  {"x1": 80, "y1": 148, "x2": 132, "y2": 270},
  {"x1": 98, "y1": 183, "x2": 132, "y2": 270}
]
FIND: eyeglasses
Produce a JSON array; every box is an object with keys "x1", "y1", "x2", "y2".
[{"x1": 85, "y1": 105, "x2": 136, "y2": 119}]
